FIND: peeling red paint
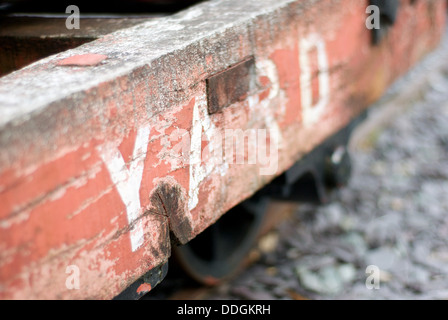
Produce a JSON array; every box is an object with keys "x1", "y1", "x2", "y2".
[
  {"x1": 270, "y1": 46, "x2": 302, "y2": 126},
  {"x1": 202, "y1": 275, "x2": 222, "y2": 286},
  {"x1": 136, "y1": 283, "x2": 152, "y2": 294},
  {"x1": 57, "y1": 53, "x2": 108, "y2": 67}
]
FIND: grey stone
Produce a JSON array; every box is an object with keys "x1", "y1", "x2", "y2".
[
  {"x1": 341, "y1": 232, "x2": 369, "y2": 258},
  {"x1": 295, "y1": 263, "x2": 357, "y2": 296},
  {"x1": 365, "y1": 212, "x2": 403, "y2": 246},
  {"x1": 365, "y1": 247, "x2": 400, "y2": 271},
  {"x1": 230, "y1": 286, "x2": 276, "y2": 300}
]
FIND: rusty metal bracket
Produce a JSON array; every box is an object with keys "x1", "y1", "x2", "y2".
[
  {"x1": 113, "y1": 262, "x2": 169, "y2": 300},
  {"x1": 263, "y1": 111, "x2": 367, "y2": 204},
  {"x1": 206, "y1": 56, "x2": 256, "y2": 114}
]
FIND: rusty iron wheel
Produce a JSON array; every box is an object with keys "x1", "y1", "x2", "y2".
[{"x1": 173, "y1": 195, "x2": 270, "y2": 286}]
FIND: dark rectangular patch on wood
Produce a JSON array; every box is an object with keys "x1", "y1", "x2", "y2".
[{"x1": 206, "y1": 56, "x2": 255, "y2": 114}]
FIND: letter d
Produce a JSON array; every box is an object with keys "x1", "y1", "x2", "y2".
[{"x1": 222, "y1": 305, "x2": 229, "y2": 315}]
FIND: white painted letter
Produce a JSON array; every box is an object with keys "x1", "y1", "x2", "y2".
[
  {"x1": 97, "y1": 126, "x2": 150, "y2": 252},
  {"x1": 300, "y1": 34, "x2": 330, "y2": 127}
]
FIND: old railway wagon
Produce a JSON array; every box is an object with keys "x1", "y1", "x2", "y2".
[{"x1": 0, "y1": 0, "x2": 446, "y2": 299}]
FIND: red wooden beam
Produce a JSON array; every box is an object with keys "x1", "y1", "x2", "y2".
[{"x1": 0, "y1": 0, "x2": 445, "y2": 299}]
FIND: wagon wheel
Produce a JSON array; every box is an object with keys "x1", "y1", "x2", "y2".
[{"x1": 173, "y1": 195, "x2": 270, "y2": 285}]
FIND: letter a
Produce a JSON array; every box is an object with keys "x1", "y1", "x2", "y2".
[
  {"x1": 66, "y1": 5, "x2": 80, "y2": 30},
  {"x1": 65, "y1": 265, "x2": 80, "y2": 290},
  {"x1": 366, "y1": 5, "x2": 380, "y2": 30},
  {"x1": 365, "y1": 265, "x2": 381, "y2": 289}
]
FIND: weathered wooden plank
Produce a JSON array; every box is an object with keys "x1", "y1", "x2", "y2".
[{"x1": 0, "y1": 0, "x2": 445, "y2": 299}]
